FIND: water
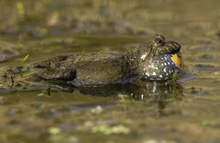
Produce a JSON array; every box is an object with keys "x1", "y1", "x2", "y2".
[{"x1": 0, "y1": 0, "x2": 220, "y2": 143}]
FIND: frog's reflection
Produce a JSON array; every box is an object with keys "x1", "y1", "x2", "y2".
[
  {"x1": 2, "y1": 73, "x2": 183, "y2": 116},
  {"x1": 131, "y1": 82, "x2": 183, "y2": 116},
  {"x1": 77, "y1": 81, "x2": 183, "y2": 116}
]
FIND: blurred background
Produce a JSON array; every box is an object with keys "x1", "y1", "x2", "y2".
[
  {"x1": 1, "y1": 0, "x2": 219, "y2": 38},
  {"x1": 1, "y1": 0, "x2": 219, "y2": 62}
]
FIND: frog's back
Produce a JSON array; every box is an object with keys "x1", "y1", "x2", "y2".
[{"x1": 35, "y1": 51, "x2": 138, "y2": 86}]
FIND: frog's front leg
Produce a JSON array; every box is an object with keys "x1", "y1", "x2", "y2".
[{"x1": 37, "y1": 66, "x2": 76, "y2": 82}]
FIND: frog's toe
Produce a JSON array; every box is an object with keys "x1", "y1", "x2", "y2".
[
  {"x1": 62, "y1": 67, "x2": 76, "y2": 81},
  {"x1": 69, "y1": 67, "x2": 76, "y2": 80}
]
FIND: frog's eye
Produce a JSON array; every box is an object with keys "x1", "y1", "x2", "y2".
[
  {"x1": 153, "y1": 34, "x2": 165, "y2": 46},
  {"x1": 153, "y1": 39, "x2": 164, "y2": 50},
  {"x1": 155, "y1": 38, "x2": 163, "y2": 45}
]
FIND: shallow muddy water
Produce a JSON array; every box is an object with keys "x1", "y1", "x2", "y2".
[{"x1": 0, "y1": 0, "x2": 220, "y2": 143}]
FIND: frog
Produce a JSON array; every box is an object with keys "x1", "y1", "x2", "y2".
[{"x1": 31, "y1": 34, "x2": 184, "y2": 87}]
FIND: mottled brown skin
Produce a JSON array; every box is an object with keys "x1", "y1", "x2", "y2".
[{"x1": 35, "y1": 51, "x2": 138, "y2": 86}]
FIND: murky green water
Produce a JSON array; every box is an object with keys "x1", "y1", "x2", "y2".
[{"x1": 0, "y1": 0, "x2": 220, "y2": 143}]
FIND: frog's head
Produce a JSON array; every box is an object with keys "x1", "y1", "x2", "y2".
[{"x1": 138, "y1": 34, "x2": 184, "y2": 81}]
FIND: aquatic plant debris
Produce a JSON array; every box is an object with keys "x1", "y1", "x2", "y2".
[
  {"x1": 83, "y1": 121, "x2": 130, "y2": 135},
  {"x1": 19, "y1": 54, "x2": 29, "y2": 77},
  {"x1": 172, "y1": 71, "x2": 177, "y2": 82},
  {"x1": 91, "y1": 105, "x2": 103, "y2": 114},
  {"x1": 20, "y1": 54, "x2": 29, "y2": 67},
  {"x1": 48, "y1": 127, "x2": 61, "y2": 135},
  {"x1": 16, "y1": 2, "x2": 25, "y2": 21},
  {"x1": 91, "y1": 124, "x2": 130, "y2": 135}
]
